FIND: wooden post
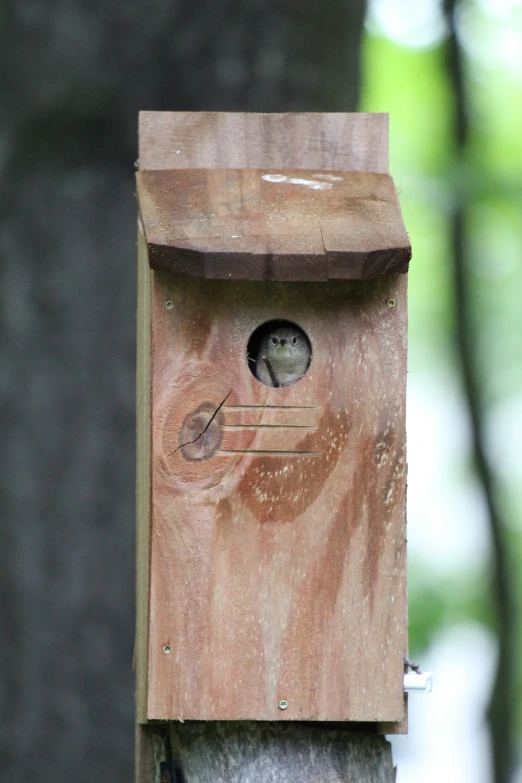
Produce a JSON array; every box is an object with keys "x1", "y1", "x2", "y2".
[
  {"x1": 137, "y1": 722, "x2": 396, "y2": 782},
  {"x1": 136, "y1": 112, "x2": 411, "y2": 782}
]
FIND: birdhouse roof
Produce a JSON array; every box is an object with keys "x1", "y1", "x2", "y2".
[{"x1": 136, "y1": 112, "x2": 411, "y2": 281}]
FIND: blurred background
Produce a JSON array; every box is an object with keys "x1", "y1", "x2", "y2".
[{"x1": 1, "y1": 1, "x2": 521, "y2": 781}]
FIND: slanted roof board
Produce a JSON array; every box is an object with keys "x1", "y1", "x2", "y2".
[{"x1": 137, "y1": 168, "x2": 411, "y2": 281}]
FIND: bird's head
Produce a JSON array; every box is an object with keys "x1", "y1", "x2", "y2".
[{"x1": 263, "y1": 327, "x2": 308, "y2": 359}]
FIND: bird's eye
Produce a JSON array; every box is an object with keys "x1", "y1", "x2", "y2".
[
  {"x1": 271, "y1": 336, "x2": 278, "y2": 345},
  {"x1": 292, "y1": 336, "x2": 297, "y2": 345}
]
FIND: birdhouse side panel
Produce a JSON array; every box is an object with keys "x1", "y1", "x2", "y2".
[{"x1": 145, "y1": 272, "x2": 407, "y2": 723}]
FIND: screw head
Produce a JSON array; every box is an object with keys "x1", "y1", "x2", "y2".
[
  {"x1": 165, "y1": 300, "x2": 174, "y2": 310},
  {"x1": 278, "y1": 699, "x2": 288, "y2": 710},
  {"x1": 387, "y1": 298, "x2": 397, "y2": 308},
  {"x1": 163, "y1": 645, "x2": 171, "y2": 654}
]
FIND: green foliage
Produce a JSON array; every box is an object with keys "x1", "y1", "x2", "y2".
[
  {"x1": 362, "y1": 36, "x2": 452, "y2": 175},
  {"x1": 362, "y1": 35, "x2": 456, "y2": 370},
  {"x1": 408, "y1": 559, "x2": 494, "y2": 657}
]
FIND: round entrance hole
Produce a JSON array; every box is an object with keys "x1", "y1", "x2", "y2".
[{"x1": 247, "y1": 320, "x2": 312, "y2": 388}]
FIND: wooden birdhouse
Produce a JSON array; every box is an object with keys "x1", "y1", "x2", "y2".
[{"x1": 135, "y1": 112, "x2": 411, "y2": 732}]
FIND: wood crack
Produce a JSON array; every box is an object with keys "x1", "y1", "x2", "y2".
[{"x1": 171, "y1": 391, "x2": 231, "y2": 456}]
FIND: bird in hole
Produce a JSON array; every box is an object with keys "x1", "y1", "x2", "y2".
[{"x1": 256, "y1": 326, "x2": 311, "y2": 387}]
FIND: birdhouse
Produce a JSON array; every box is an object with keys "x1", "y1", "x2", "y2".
[{"x1": 135, "y1": 112, "x2": 411, "y2": 731}]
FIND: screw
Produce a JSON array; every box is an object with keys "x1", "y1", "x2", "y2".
[
  {"x1": 278, "y1": 699, "x2": 288, "y2": 710},
  {"x1": 163, "y1": 645, "x2": 171, "y2": 654},
  {"x1": 387, "y1": 298, "x2": 396, "y2": 308},
  {"x1": 165, "y1": 300, "x2": 173, "y2": 310}
]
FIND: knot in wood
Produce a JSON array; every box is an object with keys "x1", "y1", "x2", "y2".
[{"x1": 178, "y1": 403, "x2": 224, "y2": 461}]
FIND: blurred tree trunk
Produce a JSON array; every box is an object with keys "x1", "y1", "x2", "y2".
[
  {"x1": 443, "y1": 2, "x2": 516, "y2": 781},
  {"x1": 0, "y1": 2, "x2": 366, "y2": 781}
]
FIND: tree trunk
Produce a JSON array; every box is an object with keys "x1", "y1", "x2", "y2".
[
  {"x1": 0, "y1": 2, "x2": 366, "y2": 781},
  {"x1": 137, "y1": 723, "x2": 395, "y2": 783}
]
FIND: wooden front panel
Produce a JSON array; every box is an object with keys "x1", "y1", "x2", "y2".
[{"x1": 146, "y1": 268, "x2": 407, "y2": 722}]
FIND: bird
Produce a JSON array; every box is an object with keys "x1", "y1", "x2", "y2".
[{"x1": 255, "y1": 326, "x2": 311, "y2": 387}]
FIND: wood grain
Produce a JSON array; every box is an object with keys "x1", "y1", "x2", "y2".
[
  {"x1": 136, "y1": 168, "x2": 411, "y2": 280},
  {"x1": 139, "y1": 112, "x2": 389, "y2": 173},
  {"x1": 135, "y1": 220, "x2": 152, "y2": 723},
  {"x1": 145, "y1": 271, "x2": 408, "y2": 723}
]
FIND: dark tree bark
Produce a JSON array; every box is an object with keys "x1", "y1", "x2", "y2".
[
  {"x1": 443, "y1": 2, "x2": 516, "y2": 782},
  {"x1": 137, "y1": 724, "x2": 397, "y2": 783},
  {"x1": 0, "y1": 2, "x2": 367, "y2": 781},
  {"x1": 167, "y1": 723, "x2": 395, "y2": 782}
]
